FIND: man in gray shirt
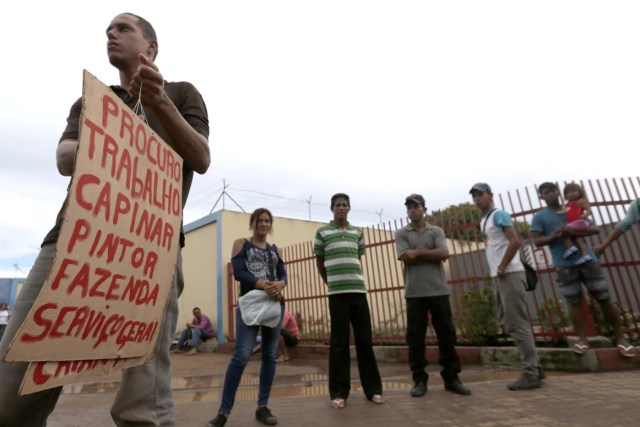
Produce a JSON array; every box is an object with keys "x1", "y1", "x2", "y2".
[{"x1": 395, "y1": 194, "x2": 471, "y2": 398}]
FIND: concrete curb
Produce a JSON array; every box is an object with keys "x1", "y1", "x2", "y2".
[{"x1": 216, "y1": 342, "x2": 640, "y2": 372}]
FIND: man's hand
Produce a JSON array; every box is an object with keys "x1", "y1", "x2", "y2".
[
  {"x1": 593, "y1": 245, "x2": 605, "y2": 258},
  {"x1": 129, "y1": 54, "x2": 167, "y2": 108},
  {"x1": 399, "y1": 250, "x2": 418, "y2": 263},
  {"x1": 552, "y1": 226, "x2": 569, "y2": 240}
]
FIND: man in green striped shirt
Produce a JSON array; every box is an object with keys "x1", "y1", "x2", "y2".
[{"x1": 314, "y1": 193, "x2": 383, "y2": 409}]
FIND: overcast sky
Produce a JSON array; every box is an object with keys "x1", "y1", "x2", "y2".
[{"x1": 1, "y1": 1, "x2": 639, "y2": 277}]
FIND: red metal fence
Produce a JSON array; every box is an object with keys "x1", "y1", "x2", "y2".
[{"x1": 227, "y1": 177, "x2": 640, "y2": 345}]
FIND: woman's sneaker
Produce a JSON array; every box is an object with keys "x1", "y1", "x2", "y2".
[
  {"x1": 206, "y1": 414, "x2": 227, "y2": 427},
  {"x1": 255, "y1": 406, "x2": 278, "y2": 425}
]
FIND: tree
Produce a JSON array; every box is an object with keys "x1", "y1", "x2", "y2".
[
  {"x1": 427, "y1": 203, "x2": 481, "y2": 242},
  {"x1": 428, "y1": 203, "x2": 532, "y2": 242}
]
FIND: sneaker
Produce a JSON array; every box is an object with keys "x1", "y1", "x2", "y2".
[
  {"x1": 563, "y1": 246, "x2": 579, "y2": 259},
  {"x1": 410, "y1": 381, "x2": 427, "y2": 397},
  {"x1": 507, "y1": 373, "x2": 542, "y2": 391},
  {"x1": 255, "y1": 406, "x2": 278, "y2": 425},
  {"x1": 537, "y1": 366, "x2": 546, "y2": 380},
  {"x1": 575, "y1": 255, "x2": 593, "y2": 265},
  {"x1": 206, "y1": 414, "x2": 227, "y2": 427},
  {"x1": 444, "y1": 380, "x2": 472, "y2": 396}
]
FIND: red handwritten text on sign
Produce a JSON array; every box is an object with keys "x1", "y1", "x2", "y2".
[{"x1": 5, "y1": 71, "x2": 182, "y2": 362}]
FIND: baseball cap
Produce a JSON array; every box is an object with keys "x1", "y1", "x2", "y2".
[
  {"x1": 469, "y1": 183, "x2": 492, "y2": 194},
  {"x1": 404, "y1": 193, "x2": 425, "y2": 207}
]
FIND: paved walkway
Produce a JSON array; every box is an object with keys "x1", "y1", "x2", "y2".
[{"x1": 46, "y1": 352, "x2": 640, "y2": 427}]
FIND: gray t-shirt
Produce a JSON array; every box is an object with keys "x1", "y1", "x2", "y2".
[{"x1": 395, "y1": 223, "x2": 450, "y2": 298}]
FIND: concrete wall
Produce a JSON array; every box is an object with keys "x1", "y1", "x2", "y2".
[
  {"x1": 0, "y1": 278, "x2": 25, "y2": 307},
  {"x1": 181, "y1": 214, "x2": 218, "y2": 334}
]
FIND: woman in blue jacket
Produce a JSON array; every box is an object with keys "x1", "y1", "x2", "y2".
[{"x1": 207, "y1": 208, "x2": 287, "y2": 427}]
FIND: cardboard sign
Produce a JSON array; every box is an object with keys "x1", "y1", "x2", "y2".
[
  {"x1": 20, "y1": 354, "x2": 148, "y2": 395},
  {"x1": 4, "y1": 70, "x2": 182, "y2": 362}
]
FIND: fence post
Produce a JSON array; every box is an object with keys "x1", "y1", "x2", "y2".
[{"x1": 227, "y1": 263, "x2": 235, "y2": 342}]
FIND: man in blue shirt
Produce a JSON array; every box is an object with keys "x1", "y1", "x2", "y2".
[{"x1": 530, "y1": 182, "x2": 635, "y2": 357}]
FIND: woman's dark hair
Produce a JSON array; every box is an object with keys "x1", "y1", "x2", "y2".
[
  {"x1": 249, "y1": 208, "x2": 274, "y2": 232},
  {"x1": 330, "y1": 193, "x2": 350, "y2": 210},
  {"x1": 563, "y1": 182, "x2": 586, "y2": 200}
]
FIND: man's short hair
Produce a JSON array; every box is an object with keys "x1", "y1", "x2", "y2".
[
  {"x1": 330, "y1": 193, "x2": 350, "y2": 210},
  {"x1": 124, "y1": 13, "x2": 159, "y2": 59},
  {"x1": 192, "y1": 307, "x2": 200, "y2": 313},
  {"x1": 538, "y1": 182, "x2": 558, "y2": 194}
]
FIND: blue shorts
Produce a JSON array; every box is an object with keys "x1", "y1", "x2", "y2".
[{"x1": 555, "y1": 262, "x2": 610, "y2": 304}]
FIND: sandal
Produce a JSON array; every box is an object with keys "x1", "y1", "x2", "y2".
[
  {"x1": 371, "y1": 394, "x2": 385, "y2": 404},
  {"x1": 617, "y1": 344, "x2": 636, "y2": 358},
  {"x1": 331, "y1": 398, "x2": 346, "y2": 409},
  {"x1": 572, "y1": 342, "x2": 589, "y2": 355}
]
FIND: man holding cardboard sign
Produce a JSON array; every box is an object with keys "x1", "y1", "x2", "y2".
[{"x1": 0, "y1": 13, "x2": 210, "y2": 426}]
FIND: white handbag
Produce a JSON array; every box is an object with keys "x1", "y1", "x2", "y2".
[{"x1": 237, "y1": 290, "x2": 281, "y2": 328}]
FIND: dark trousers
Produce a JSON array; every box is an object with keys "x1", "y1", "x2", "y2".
[
  {"x1": 328, "y1": 293, "x2": 382, "y2": 400},
  {"x1": 406, "y1": 295, "x2": 461, "y2": 383}
]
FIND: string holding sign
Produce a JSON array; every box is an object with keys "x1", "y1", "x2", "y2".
[{"x1": 133, "y1": 80, "x2": 148, "y2": 123}]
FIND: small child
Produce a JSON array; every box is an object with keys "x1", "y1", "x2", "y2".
[{"x1": 562, "y1": 183, "x2": 593, "y2": 265}]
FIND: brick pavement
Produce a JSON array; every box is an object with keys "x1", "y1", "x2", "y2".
[{"x1": 45, "y1": 352, "x2": 640, "y2": 427}]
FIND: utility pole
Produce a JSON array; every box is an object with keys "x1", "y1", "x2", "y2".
[
  {"x1": 210, "y1": 179, "x2": 246, "y2": 214},
  {"x1": 376, "y1": 209, "x2": 383, "y2": 225},
  {"x1": 306, "y1": 195, "x2": 313, "y2": 221}
]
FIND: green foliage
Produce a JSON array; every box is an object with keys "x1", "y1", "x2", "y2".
[
  {"x1": 590, "y1": 301, "x2": 640, "y2": 342},
  {"x1": 457, "y1": 277, "x2": 499, "y2": 345},
  {"x1": 427, "y1": 203, "x2": 481, "y2": 242},
  {"x1": 538, "y1": 298, "x2": 569, "y2": 344},
  {"x1": 512, "y1": 220, "x2": 532, "y2": 240},
  {"x1": 428, "y1": 203, "x2": 531, "y2": 243}
]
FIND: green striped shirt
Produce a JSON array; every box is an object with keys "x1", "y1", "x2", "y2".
[{"x1": 314, "y1": 221, "x2": 367, "y2": 295}]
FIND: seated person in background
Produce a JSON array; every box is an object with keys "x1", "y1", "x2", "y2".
[
  {"x1": 277, "y1": 308, "x2": 300, "y2": 362},
  {"x1": 173, "y1": 307, "x2": 215, "y2": 355}
]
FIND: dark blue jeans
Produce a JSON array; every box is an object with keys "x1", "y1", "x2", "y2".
[
  {"x1": 328, "y1": 293, "x2": 382, "y2": 400},
  {"x1": 219, "y1": 306, "x2": 283, "y2": 414}
]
